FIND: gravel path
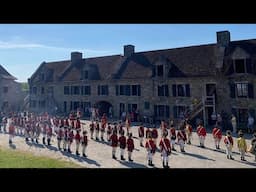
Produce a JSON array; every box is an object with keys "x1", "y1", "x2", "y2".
[{"x1": 1, "y1": 120, "x2": 256, "y2": 168}]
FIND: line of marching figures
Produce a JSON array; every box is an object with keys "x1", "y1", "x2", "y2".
[{"x1": 1, "y1": 115, "x2": 256, "y2": 168}]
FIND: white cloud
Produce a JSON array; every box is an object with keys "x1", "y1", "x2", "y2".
[{"x1": 0, "y1": 40, "x2": 112, "y2": 55}]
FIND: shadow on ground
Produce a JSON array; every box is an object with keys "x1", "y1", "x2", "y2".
[
  {"x1": 183, "y1": 152, "x2": 215, "y2": 161},
  {"x1": 9, "y1": 143, "x2": 16, "y2": 149},
  {"x1": 60, "y1": 151, "x2": 101, "y2": 167},
  {"x1": 117, "y1": 159, "x2": 148, "y2": 168}
]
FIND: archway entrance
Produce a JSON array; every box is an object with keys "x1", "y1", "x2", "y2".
[{"x1": 95, "y1": 101, "x2": 113, "y2": 117}]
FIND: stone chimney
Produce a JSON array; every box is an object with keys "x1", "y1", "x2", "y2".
[
  {"x1": 124, "y1": 45, "x2": 135, "y2": 57},
  {"x1": 71, "y1": 52, "x2": 83, "y2": 63},
  {"x1": 217, "y1": 31, "x2": 230, "y2": 47}
]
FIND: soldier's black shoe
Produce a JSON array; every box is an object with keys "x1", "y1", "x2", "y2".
[
  {"x1": 172, "y1": 148, "x2": 176, "y2": 151},
  {"x1": 58, "y1": 147, "x2": 61, "y2": 150},
  {"x1": 121, "y1": 156, "x2": 125, "y2": 160},
  {"x1": 129, "y1": 158, "x2": 133, "y2": 162},
  {"x1": 83, "y1": 153, "x2": 87, "y2": 157},
  {"x1": 68, "y1": 149, "x2": 71, "y2": 153},
  {"x1": 43, "y1": 138, "x2": 45, "y2": 145},
  {"x1": 148, "y1": 160, "x2": 151, "y2": 166},
  {"x1": 230, "y1": 156, "x2": 234, "y2": 160},
  {"x1": 112, "y1": 155, "x2": 117, "y2": 159},
  {"x1": 227, "y1": 155, "x2": 230, "y2": 159},
  {"x1": 25, "y1": 138, "x2": 29, "y2": 142},
  {"x1": 201, "y1": 146, "x2": 205, "y2": 148},
  {"x1": 63, "y1": 148, "x2": 66, "y2": 151},
  {"x1": 166, "y1": 163, "x2": 170, "y2": 168},
  {"x1": 9, "y1": 139, "x2": 12, "y2": 144},
  {"x1": 76, "y1": 151, "x2": 80, "y2": 156},
  {"x1": 140, "y1": 143, "x2": 144, "y2": 147},
  {"x1": 31, "y1": 138, "x2": 34, "y2": 142},
  {"x1": 36, "y1": 139, "x2": 38, "y2": 144}
]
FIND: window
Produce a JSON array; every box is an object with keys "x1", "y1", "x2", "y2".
[
  {"x1": 236, "y1": 83, "x2": 248, "y2": 98},
  {"x1": 128, "y1": 104, "x2": 137, "y2": 113},
  {"x1": 41, "y1": 87, "x2": 45, "y2": 94},
  {"x1": 81, "y1": 70, "x2": 89, "y2": 79},
  {"x1": 235, "y1": 59, "x2": 245, "y2": 73},
  {"x1": 172, "y1": 84, "x2": 190, "y2": 97},
  {"x1": 73, "y1": 86, "x2": 80, "y2": 95},
  {"x1": 64, "y1": 86, "x2": 70, "y2": 95},
  {"x1": 124, "y1": 85, "x2": 130, "y2": 96},
  {"x1": 32, "y1": 87, "x2": 37, "y2": 95},
  {"x1": 157, "y1": 65, "x2": 164, "y2": 76},
  {"x1": 73, "y1": 101, "x2": 80, "y2": 110},
  {"x1": 63, "y1": 101, "x2": 67, "y2": 113},
  {"x1": 117, "y1": 85, "x2": 141, "y2": 96},
  {"x1": 83, "y1": 86, "x2": 91, "y2": 95},
  {"x1": 120, "y1": 85, "x2": 125, "y2": 95},
  {"x1": 173, "y1": 105, "x2": 187, "y2": 119},
  {"x1": 154, "y1": 105, "x2": 170, "y2": 118},
  {"x1": 3, "y1": 86, "x2": 8, "y2": 93},
  {"x1": 144, "y1": 102, "x2": 150, "y2": 110},
  {"x1": 98, "y1": 85, "x2": 108, "y2": 95},
  {"x1": 158, "y1": 85, "x2": 169, "y2": 96}
]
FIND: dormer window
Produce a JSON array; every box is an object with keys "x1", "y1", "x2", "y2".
[
  {"x1": 157, "y1": 65, "x2": 164, "y2": 76},
  {"x1": 81, "y1": 70, "x2": 88, "y2": 80},
  {"x1": 234, "y1": 59, "x2": 245, "y2": 73}
]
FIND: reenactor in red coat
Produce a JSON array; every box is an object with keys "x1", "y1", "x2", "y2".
[
  {"x1": 159, "y1": 132, "x2": 171, "y2": 168},
  {"x1": 160, "y1": 120, "x2": 168, "y2": 137},
  {"x1": 57, "y1": 126, "x2": 64, "y2": 150},
  {"x1": 110, "y1": 130, "x2": 118, "y2": 159},
  {"x1": 75, "y1": 118, "x2": 81, "y2": 131},
  {"x1": 127, "y1": 133, "x2": 135, "y2": 162},
  {"x1": 63, "y1": 127, "x2": 69, "y2": 151},
  {"x1": 197, "y1": 123, "x2": 207, "y2": 148},
  {"x1": 81, "y1": 130, "x2": 88, "y2": 157},
  {"x1": 101, "y1": 113, "x2": 107, "y2": 128},
  {"x1": 95, "y1": 121, "x2": 100, "y2": 141},
  {"x1": 118, "y1": 121, "x2": 124, "y2": 136},
  {"x1": 100, "y1": 122, "x2": 106, "y2": 141},
  {"x1": 8, "y1": 118, "x2": 15, "y2": 144},
  {"x1": 35, "y1": 122, "x2": 41, "y2": 144},
  {"x1": 107, "y1": 123, "x2": 112, "y2": 142},
  {"x1": 138, "y1": 124, "x2": 145, "y2": 147},
  {"x1": 89, "y1": 121, "x2": 94, "y2": 139},
  {"x1": 224, "y1": 130, "x2": 234, "y2": 160},
  {"x1": 125, "y1": 117, "x2": 131, "y2": 136},
  {"x1": 75, "y1": 130, "x2": 81, "y2": 156},
  {"x1": 119, "y1": 132, "x2": 126, "y2": 160},
  {"x1": 212, "y1": 126, "x2": 222, "y2": 149},
  {"x1": 169, "y1": 124, "x2": 177, "y2": 151},
  {"x1": 46, "y1": 123, "x2": 53, "y2": 146},
  {"x1": 185, "y1": 121, "x2": 193, "y2": 145},
  {"x1": 151, "y1": 127, "x2": 158, "y2": 146},
  {"x1": 145, "y1": 132, "x2": 156, "y2": 166},
  {"x1": 177, "y1": 127, "x2": 187, "y2": 152},
  {"x1": 68, "y1": 129, "x2": 74, "y2": 153},
  {"x1": 145, "y1": 127, "x2": 151, "y2": 139}
]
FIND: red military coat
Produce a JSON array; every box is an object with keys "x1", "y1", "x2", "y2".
[
  {"x1": 127, "y1": 138, "x2": 134, "y2": 152},
  {"x1": 212, "y1": 127, "x2": 222, "y2": 140},
  {"x1": 145, "y1": 139, "x2": 156, "y2": 153},
  {"x1": 159, "y1": 138, "x2": 171, "y2": 153},
  {"x1": 197, "y1": 126, "x2": 207, "y2": 137},
  {"x1": 138, "y1": 126, "x2": 144, "y2": 137},
  {"x1": 110, "y1": 134, "x2": 118, "y2": 147}
]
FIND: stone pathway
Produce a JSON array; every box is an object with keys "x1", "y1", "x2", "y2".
[{"x1": 0, "y1": 120, "x2": 256, "y2": 168}]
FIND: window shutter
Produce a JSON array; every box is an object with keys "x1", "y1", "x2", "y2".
[
  {"x1": 165, "y1": 85, "x2": 169, "y2": 97},
  {"x1": 127, "y1": 85, "x2": 130, "y2": 96},
  {"x1": 225, "y1": 59, "x2": 234, "y2": 75},
  {"x1": 166, "y1": 105, "x2": 170, "y2": 118},
  {"x1": 230, "y1": 83, "x2": 235, "y2": 98},
  {"x1": 248, "y1": 83, "x2": 254, "y2": 98},
  {"x1": 246, "y1": 59, "x2": 252, "y2": 73},
  {"x1": 81, "y1": 86, "x2": 84, "y2": 95},
  {"x1": 173, "y1": 106, "x2": 178, "y2": 118},
  {"x1": 98, "y1": 86, "x2": 100, "y2": 95},
  {"x1": 154, "y1": 105, "x2": 157, "y2": 117},
  {"x1": 138, "y1": 85, "x2": 141, "y2": 96},
  {"x1": 88, "y1": 86, "x2": 91, "y2": 95},
  {"x1": 106, "y1": 86, "x2": 109, "y2": 95},
  {"x1": 115, "y1": 85, "x2": 119, "y2": 96},
  {"x1": 185, "y1": 84, "x2": 190, "y2": 97},
  {"x1": 158, "y1": 86, "x2": 161, "y2": 96},
  {"x1": 172, "y1": 84, "x2": 176, "y2": 97}
]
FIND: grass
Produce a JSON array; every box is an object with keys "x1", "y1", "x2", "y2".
[{"x1": 0, "y1": 148, "x2": 82, "y2": 168}]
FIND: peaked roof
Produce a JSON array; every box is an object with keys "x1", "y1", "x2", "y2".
[
  {"x1": 30, "y1": 38, "x2": 256, "y2": 82},
  {"x1": 0, "y1": 65, "x2": 17, "y2": 80}
]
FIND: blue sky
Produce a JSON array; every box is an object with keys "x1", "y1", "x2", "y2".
[{"x1": 0, "y1": 24, "x2": 256, "y2": 82}]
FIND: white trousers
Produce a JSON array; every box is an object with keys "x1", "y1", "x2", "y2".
[
  {"x1": 171, "y1": 139, "x2": 176, "y2": 148},
  {"x1": 199, "y1": 136, "x2": 205, "y2": 146},
  {"x1": 57, "y1": 139, "x2": 62, "y2": 148},
  {"x1": 100, "y1": 131, "x2": 104, "y2": 138},
  {"x1": 225, "y1": 144, "x2": 232, "y2": 156},
  {"x1": 112, "y1": 147, "x2": 117, "y2": 156},
  {"x1": 128, "y1": 151, "x2": 132, "y2": 159},
  {"x1": 178, "y1": 140, "x2": 185, "y2": 150},
  {"x1": 63, "y1": 140, "x2": 67, "y2": 149},
  {"x1": 120, "y1": 148, "x2": 125, "y2": 156},
  {"x1": 9, "y1": 134, "x2": 14, "y2": 141},
  {"x1": 139, "y1": 137, "x2": 143, "y2": 144},
  {"x1": 76, "y1": 140, "x2": 80, "y2": 151},
  {"x1": 147, "y1": 150, "x2": 153, "y2": 161},
  {"x1": 82, "y1": 144, "x2": 87, "y2": 154},
  {"x1": 239, "y1": 148, "x2": 246, "y2": 159},
  {"x1": 161, "y1": 150, "x2": 169, "y2": 164},
  {"x1": 214, "y1": 138, "x2": 220, "y2": 146},
  {"x1": 96, "y1": 130, "x2": 99, "y2": 138},
  {"x1": 90, "y1": 130, "x2": 94, "y2": 138}
]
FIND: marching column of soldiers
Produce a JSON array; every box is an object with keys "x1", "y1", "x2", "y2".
[{"x1": 1, "y1": 111, "x2": 256, "y2": 168}]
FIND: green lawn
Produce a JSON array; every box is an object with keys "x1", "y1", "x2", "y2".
[{"x1": 0, "y1": 148, "x2": 82, "y2": 168}]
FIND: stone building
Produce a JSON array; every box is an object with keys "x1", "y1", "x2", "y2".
[
  {"x1": 0, "y1": 65, "x2": 24, "y2": 113},
  {"x1": 28, "y1": 31, "x2": 256, "y2": 129}
]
